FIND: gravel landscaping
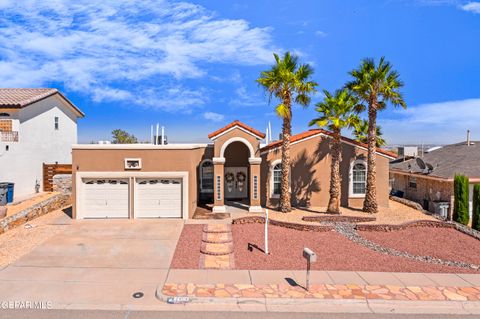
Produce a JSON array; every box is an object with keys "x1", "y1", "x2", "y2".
[
  {"x1": 170, "y1": 224, "x2": 203, "y2": 269},
  {"x1": 231, "y1": 223, "x2": 477, "y2": 273},
  {"x1": 359, "y1": 227, "x2": 480, "y2": 267}
]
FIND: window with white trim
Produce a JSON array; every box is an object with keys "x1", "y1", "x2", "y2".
[
  {"x1": 273, "y1": 163, "x2": 282, "y2": 196},
  {"x1": 351, "y1": 161, "x2": 367, "y2": 196},
  {"x1": 54, "y1": 116, "x2": 59, "y2": 130},
  {"x1": 200, "y1": 160, "x2": 214, "y2": 192}
]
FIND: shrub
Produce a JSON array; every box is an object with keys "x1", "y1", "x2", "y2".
[
  {"x1": 472, "y1": 184, "x2": 480, "y2": 230},
  {"x1": 453, "y1": 174, "x2": 469, "y2": 225}
]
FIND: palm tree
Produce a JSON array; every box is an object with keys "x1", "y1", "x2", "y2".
[
  {"x1": 346, "y1": 57, "x2": 406, "y2": 213},
  {"x1": 309, "y1": 89, "x2": 360, "y2": 214},
  {"x1": 257, "y1": 52, "x2": 317, "y2": 213},
  {"x1": 353, "y1": 119, "x2": 386, "y2": 147}
]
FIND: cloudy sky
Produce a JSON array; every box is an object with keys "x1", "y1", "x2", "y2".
[{"x1": 0, "y1": 0, "x2": 479, "y2": 144}]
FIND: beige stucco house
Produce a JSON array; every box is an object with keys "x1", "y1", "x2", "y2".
[{"x1": 72, "y1": 120, "x2": 395, "y2": 219}]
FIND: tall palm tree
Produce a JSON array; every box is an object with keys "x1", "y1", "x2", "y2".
[
  {"x1": 257, "y1": 52, "x2": 317, "y2": 213},
  {"x1": 309, "y1": 89, "x2": 360, "y2": 214},
  {"x1": 353, "y1": 119, "x2": 386, "y2": 147},
  {"x1": 346, "y1": 57, "x2": 406, "y2": 213}
]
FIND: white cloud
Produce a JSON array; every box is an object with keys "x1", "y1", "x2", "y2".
[
  {"x1": 461, "y1": 1, "x2": 480, "y2": 13},
  {"x1": 203, "y1": 111, "x2": 224, "y2": 122},
  {"x1": 315, "y1": 30, "x2": 327, "y2": 37},
  {"x1": 0, "y1": 0, "x2": 277, "y2": 111},
  {"x1": 230, "y1": 85, "x2": 266, "y2": 107},
  {"x1": 380, "y1": 98, "x2": 480, "y2": 144}
]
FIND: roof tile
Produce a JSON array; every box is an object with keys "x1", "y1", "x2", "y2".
[
  {"x1": 261, "y1": 129, "x2": 397, "y2": 159},
  {"x1": 208, "y1": 120, "x2": 265, "y2": 139}
]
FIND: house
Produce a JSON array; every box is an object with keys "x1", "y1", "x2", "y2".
[
  {"x1": 71, "y1": 120, "x2": 395, "y2": 219},
  {"x1": 390, "y1": 140, "x2": 480, "y2": 217},
  {"x1": 0, "y1": 89, "x2": 84, "y2": 200}
]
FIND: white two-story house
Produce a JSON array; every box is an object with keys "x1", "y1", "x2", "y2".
[{"x1": 0, "y1": 89, "x2": 84, "y2": 200}]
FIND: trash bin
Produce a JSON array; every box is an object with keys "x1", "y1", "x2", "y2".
[
  {"x1": 6, "y1": 183, "x2": 14, "y2": 203},
  {"x1": 0, "y1": 183, "x2": 8, "y2": 206}
]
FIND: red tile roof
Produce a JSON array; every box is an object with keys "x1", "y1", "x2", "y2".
[
  {"x1": 208, "y1": 120, "x2": 266, "y2": 139},
  {"x1": 261, "y1": 129, "x2": 397, "y2": 159},
  {"x1": 0, "y1": 88, "x2": 84, "y2": 117}
]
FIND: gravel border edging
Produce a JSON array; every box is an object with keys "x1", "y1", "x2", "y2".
[
  {"x1": 232, "y1": 216, "x2": 333, "y2": 232},
  {"x1": 303, "y1": 216, "x2": 376, "y2": 223},
  {"x1": 355, "y1": 220, "x2": 455, "y2": 232}
]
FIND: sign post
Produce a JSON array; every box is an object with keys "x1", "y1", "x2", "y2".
[{"x1": 303, "y1": 248, "x2": 317, "y2": 291}]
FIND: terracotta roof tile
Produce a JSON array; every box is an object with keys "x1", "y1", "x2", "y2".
[
  {"x1": 208, "y1": 120, "x2": 265, "y2": 139},
  {"x1": 0, "y1": 88, "x2": 84, "y2": 117},
  {"x1": 0, "y1": 88, "x2": 58, "y2": 107},
  {"x1": 261, "y1": 129, "x2": 397, "y2": 159}
]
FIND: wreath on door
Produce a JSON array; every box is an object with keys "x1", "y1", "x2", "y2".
[
  {"x1": 225, "y1": 172, "x2": 235, "y2": 193},
  {"x1": 236, "y1": 171, "x2": 246, "y2": 192}
]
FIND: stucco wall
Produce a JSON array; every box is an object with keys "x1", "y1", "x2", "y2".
[
  {"x1": 72, "y1": 147, "x2": 208, "y2": 219},
  {"x1": 0, "y1": 95, "x2": 78, "y2": 199},
  {"x1": 260, "y1": 134, "x2": 391, "y2": 209}
]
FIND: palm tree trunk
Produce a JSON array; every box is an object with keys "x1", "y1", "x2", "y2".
[
  {"x1": 363, "y1": 103, "x2": 378, "y2": 214},
  {"x1": 327, "y1": 129, "x2": 342, "y2": 214},
  {"x1": 280, "y1": 113, "x2": 292, "y2": 213}
]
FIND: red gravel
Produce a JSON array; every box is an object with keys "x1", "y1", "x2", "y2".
[
  {"x1": 170, "y1": 224, "x2": 203, "y2": 269},
  {"x1": 232, "y1": 223, "x2": 477, "y2": 273},
  {"x1": 359, "y1": 227, "x2": 480, "y2": 266}
]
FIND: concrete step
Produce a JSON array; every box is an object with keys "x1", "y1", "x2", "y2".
[
  {"x1": 202, "y1": 224, "x2": 231, "y2": 234},
  {"x1": 200, "y1": 242, "x2": 234, "y2": 256},
  {"x1": 202, "y1": 231, "x2": 232, "y2": 244}
]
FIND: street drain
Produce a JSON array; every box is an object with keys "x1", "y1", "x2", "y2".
[{"x1": 132, "y1": 292, "x2": 144, "y2": 299}]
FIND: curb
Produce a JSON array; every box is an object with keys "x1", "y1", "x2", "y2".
[{"x1": 154, "y1": 284, "x2": 480, "y2": 314}]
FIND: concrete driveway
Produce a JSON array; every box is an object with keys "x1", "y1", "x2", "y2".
[{"x1": 0, "y1": 217, "x2": 184, "y2": 310}]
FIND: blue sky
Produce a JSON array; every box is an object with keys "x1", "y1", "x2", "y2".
[{"x1": 0, "y1": 0, "x2": 479, "y2": 145}]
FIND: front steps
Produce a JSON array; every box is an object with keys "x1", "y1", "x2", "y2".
[{"x1": 199, "y1": 224, "x2": 235, "y2": 269}]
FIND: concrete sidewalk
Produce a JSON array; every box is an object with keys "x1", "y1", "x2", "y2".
[{"x1": 165, "y1": 269, "x2": 480, "y2": 287}]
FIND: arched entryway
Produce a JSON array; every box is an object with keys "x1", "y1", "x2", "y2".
[
  {"x1": 208, "y1": 121, "x2": 265, "y2": 213},
  {"x1": 223, "y1": 141, "x2": 250, "y2": 204}
]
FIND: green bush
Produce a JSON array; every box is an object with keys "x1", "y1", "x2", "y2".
[
  {"x1": 472, "y1": 184, "x2": 480, "y2": 230},
  {"x1": 453, "y1": 174, "x2": 469, "y2": 225}
]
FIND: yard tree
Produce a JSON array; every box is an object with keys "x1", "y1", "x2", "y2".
[
  {"x1": 454, "y1": 174, "x2": 470, "y2": 225},
  {"x1": 472, "y1": 184, "x2": 480, "y2": 230},
  {"x1": 257, "y1": 52, "x2": 318, "y2": 213},
  {"x1": 353, "y1": 119, "x2": 386, "y2": 147},
  {"x1": 309, "y1": 89, "x2": 360, "y2": 214},
  {"x1": 346, "y1": 57, "x2": 406, "y2": 213},
  {"x1": 111, "y1": 129, "x2": 138, "y2": 144}
]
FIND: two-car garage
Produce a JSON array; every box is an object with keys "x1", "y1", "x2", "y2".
[{"x1": 76, "y1": 174, "x2": 187, "y2": 219}]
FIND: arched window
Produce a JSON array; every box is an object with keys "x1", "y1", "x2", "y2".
[
  {"x1": 200, "y1": 160, "x2": 214, "y2": 192},
  {"x1": 350, "y1": 161, "x2": 367, "y2": 197},
  {"x1": 271, "y1": 162, "x2": 282, "y2": 197},
  {"x1": 0, "y1": 113, "x2": 10, "y2": 117}
]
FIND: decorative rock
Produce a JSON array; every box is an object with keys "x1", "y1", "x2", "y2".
[{"x1": 52, "y1": 174, "x2": 72, "y2": 195}]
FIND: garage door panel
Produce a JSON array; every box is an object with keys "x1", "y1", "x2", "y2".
[
  {"x1": 81, "y1": 178, "x2": 129, "y2": 219},
  {"x1": 135, "y1": 178, "x2": 182, "y2": 218}
]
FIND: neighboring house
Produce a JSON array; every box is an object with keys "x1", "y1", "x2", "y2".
[
  {"x1": 72, "y1": 120, "x2": 395, "y2": 219},
  {"x1": 0, "y1": 89, "x2": 84, "y2": 200},
  {"x1": 390, "y1": 140, "x2": 480, "y2": 217}
]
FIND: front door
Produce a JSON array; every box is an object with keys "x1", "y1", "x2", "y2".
[{"x1": 224, "y1": 167, "x2": 248, "y2": 199}]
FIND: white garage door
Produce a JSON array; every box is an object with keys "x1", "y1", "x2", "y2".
[
  {"x1": 82, "y1": 178, "x2": 129, "y2": 218},
  {"x1": 135, "y1": 178, "x2": 182, "y2": 218}
]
